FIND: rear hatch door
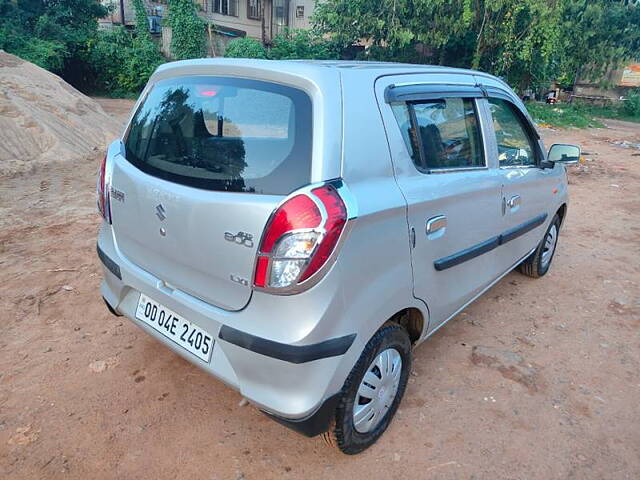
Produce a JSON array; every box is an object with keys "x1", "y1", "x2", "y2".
[{"x1": 109, "y1": 75, "x2": 313, "y2": 311}]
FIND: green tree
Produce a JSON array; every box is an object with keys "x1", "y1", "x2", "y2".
[
  {"x1": 269, "y1": 28, "x2": 338, "y2": 60},
  {"x1": 167, "y1": 0, "x2": 206, "y2": 60},
  {"x1": 224, "y1": 37, "x2": 267, "y2": 58},
  {"x1": 313, "y1": 0, "x2": 640, "y2": 90},
  {"x1": 87, "y1": 0, "x2": 164, "y2": 94},
  {"x1": 0, "y1": 0, "x2": 106, "y2": 78},
  {"x1": 558, "y1": 0, "x2": 640, "y2": 85},
  {"x1": 125, "y1": 0, "x2": 164, "y2": 90}
]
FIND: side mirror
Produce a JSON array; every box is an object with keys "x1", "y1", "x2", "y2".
[{"x1": 548, "y1": 143, "x2": 581, "y2": 165}]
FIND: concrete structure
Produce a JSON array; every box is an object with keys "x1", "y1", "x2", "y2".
[
  {"x1": 100, "y1": 0, "x2": 318, "y2": 56},
  {"x1": 198, "y1": 0, "x2": 317, "y2": 45},
  {"x1": 99, "y1": 0, "x2": 165, "y2": 28},
  {"x1": 571, "y1": 62, "x2": 640, "y2": 103}
]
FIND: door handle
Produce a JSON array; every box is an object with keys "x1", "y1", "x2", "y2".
[
  {"x1": 426, "y1": 215, "x2": 447, "y2": 239},
  {"x1": 507, "y1": 194, "x2": 521, "y2": 210}
]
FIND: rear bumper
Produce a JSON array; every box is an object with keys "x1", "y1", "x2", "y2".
[{"x1": 97, "y1": 224, "x2": 357, "y2": 433}]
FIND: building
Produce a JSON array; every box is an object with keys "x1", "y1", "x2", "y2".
[
  {"x1": 99, "y1": 0, "x2": 319, "y2": 56},
  {"x1": 570, "y1": 62, "x2": 640, "y2": 104},
  {"x1": 99, "y1": 0, "x2": 165, "y2": 29},
  {"x1": 199, "y1": 0, "x2": 316, "y2": 44}
]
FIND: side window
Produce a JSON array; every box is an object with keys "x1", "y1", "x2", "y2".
[
  {"x1": 391, "y1": 98, "x2": 484, "y2": 172},
  {"x1": 488, "y1": 98, "x2": 538, "y2": 167}
]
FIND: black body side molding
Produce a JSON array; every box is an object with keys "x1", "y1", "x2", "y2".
[
  {"x1": 434, "y1": 236, "x2": 500, "y2": 271},
  {"x1": 218, "y1": 325, "x2": 356, "y2": 364},
  {"x1": 263, "y1": 393, "x2": 341, "y2": 437},
  {"x1": 499, "y1": 214, "x2": 547, "y2": 245},
  {"x1": 97, "y1": 244, "x2": 122, "y2": 280},
  {"x1": 434, "y1": 214, "x2": 548, "y2": 271}
]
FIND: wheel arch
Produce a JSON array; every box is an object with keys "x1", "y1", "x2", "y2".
[
  {"x1": 383, "y1": 307, "x2": 426, "y2": 345},
  {"x1": 556, "y1": 203, "x2": 567, "y2": 227}
]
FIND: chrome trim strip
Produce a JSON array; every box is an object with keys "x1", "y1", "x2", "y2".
[{"x1": 428, "y1": 166, "x2": 489, "y2": 174}]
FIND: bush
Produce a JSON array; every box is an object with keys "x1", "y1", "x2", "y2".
[
  {"x1": 167, "y1": 0, "x2": 206, "y2": 60},
  {"x1": 622, "y1": 91, "x2": 640, "y2": 118},
  {"x1": 7, "y1": 35, "x2": 67, "y2": 71},
  {"x1": 269, "y1": 29, "x2": 338, "y2": 60},
  {"x1": 88, "y1": 25, "x2": 163, "y2": 95},
  {"x1": 224, "y1": 37, "x2": 267, "y2": 59},
  {"x1": 525, "y1": 102, "x2": 605, "y2": 129}
]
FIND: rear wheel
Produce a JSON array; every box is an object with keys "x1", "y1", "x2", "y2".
[
  {"x1": 518, "y1": 214, "x2": 561, "y2": 278},
  {"x1": 322, "y1": 324, "x2": 411, "y2": 454}
]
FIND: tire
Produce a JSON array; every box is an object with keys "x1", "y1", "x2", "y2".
[
  {"x1": 321, "y1": 324, "x2": 411, "y2": 454},
  {"x1": 518, "y1": 214, "x2": 561, "y2": 278}
]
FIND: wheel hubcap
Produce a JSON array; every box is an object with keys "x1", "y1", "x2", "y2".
[
  {"x1": 353, "y1": 348, "x2": 402, "y2": 433},
  {"x1": 541, "y1": 224, "x2": 557, "y2": 269}
]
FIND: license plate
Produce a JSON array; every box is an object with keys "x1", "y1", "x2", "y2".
[{"x1": 135, "y1": 294, "x2": 214, "y2": 362}]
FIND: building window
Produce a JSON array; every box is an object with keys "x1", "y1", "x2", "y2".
[
  {"x1": 212, "y1": 0, "x2": 238, "y2": 16},
  {"x1": 247, "y1": 0, "x2": 261, "y2": 19}
]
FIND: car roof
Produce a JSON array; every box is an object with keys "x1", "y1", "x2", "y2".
[{"x1": 152, "y1": 58, "x2": 509, "y2": 89}]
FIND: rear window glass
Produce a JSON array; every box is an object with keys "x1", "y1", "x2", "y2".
[
  {"x1": 391, "y1": 98, "x2": 484, "y2": 172},
  {"x1": 124, "y1": 76, "x2": 312, "y2": 194}
]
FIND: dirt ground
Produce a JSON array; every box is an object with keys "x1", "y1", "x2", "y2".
[{"x1": 1, "y1": 99, "x2": 639, "y2": 479}]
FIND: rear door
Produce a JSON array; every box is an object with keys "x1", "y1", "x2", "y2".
[
  {"x1": 109, "y1": 75, "x2": 313, "y2": 311},
  {"x1": 377, "y1": 79, "x2": 504, "y2": 329},
  {"x1": 483, "y1": 95, "x2": 558, "y2": 267}
]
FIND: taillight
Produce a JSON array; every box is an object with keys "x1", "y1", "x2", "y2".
[
  {"x1": 254, "y1": 184, "x2": 349, "y2": 292},
  {"x1": 97, "y1": 155, "x2": 111, "y2": 224}
]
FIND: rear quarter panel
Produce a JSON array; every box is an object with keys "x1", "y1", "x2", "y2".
[{"x1": 334, "y1": 70, "x2": 429, "y2": 353}]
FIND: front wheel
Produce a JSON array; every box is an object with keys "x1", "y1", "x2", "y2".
[
  {"x1": 322, "y1": 324, "x2": 411, "y2": 454},
  {"x1": 518, "y1": 214, "x2": 561, "y2": 278}
]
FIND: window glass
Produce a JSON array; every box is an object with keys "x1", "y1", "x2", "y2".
[
  {"x1": 391, "y1": 103, "x2": 418, "y2": 164},
  {"x1": 247, "y1": 0, "x2": 261, "y2": 19},
  {"x1": 488, "y1": 98, "x2": 537, "y2": 167},
  {"x1": 213, "y1": 0, "x2": 238, "y2": 16},
  {"x1": 392, "y1": 98, "x2": 484, "y2": 171},
  {"x1": 125, "y1": 76, "x2": 312, "y2": 194}
]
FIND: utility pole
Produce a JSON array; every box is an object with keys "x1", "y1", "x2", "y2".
[{"x1": 119, "y1": 0, "x2": 126, "y2": 25}]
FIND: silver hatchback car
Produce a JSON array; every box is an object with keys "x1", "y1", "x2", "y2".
[{"x1": 97, "y1": 59, "x2": 579, "y2": 454}]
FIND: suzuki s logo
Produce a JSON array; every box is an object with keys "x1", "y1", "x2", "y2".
[{"x1": 155, "y1": 203, "x2": 166, "y2": 221}]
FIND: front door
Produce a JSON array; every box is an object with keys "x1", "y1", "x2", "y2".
[
  {"x1": 377, "y1": 81, "x2": 504, "y2": 331},
  {"x1": 484, "y1": 97, "x2": 558, "y2": 267}
]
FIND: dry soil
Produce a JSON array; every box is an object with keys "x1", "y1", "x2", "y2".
[{"x1": 0, "y1": 100, "x2": 639, "y2": 479}]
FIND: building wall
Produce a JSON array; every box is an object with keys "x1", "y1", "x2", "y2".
[
  {"x1": 99, "y1": 0, "x2": 165, "y2": 27},
  {"x1": 200, "y1": 0, "x2": 264, "y2": 40},
  {"x1": 574, "y1": 62, "x2": 640, "y2": 101},
  {"x1": 200, "y1": 0, "x2": 318, "y2": 42},
  {"x1": 101, "y1": 0, "x2": 321, "y2": 58}
]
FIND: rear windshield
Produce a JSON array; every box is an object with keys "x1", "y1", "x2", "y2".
[{"x1": 124, "y1": 76, "x2": 312, "y2": 194}]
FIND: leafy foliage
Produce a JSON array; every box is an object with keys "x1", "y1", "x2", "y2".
[
  {"x1": 224, "y1": 29, "x2": 338, "y2": 60},
  {"x1": 167, "y1": 0, "x2": 206, "y2": 60},
  {"x1": 526, "y1": 102, "x2": 605, "y2": 128},
  {"x1": 558, "y1": 1, "x2": 640, "y2": 85},
  {"x1": 0, "y1": 0, "x2": 106, "y2": 78},
  {"x1": 622, "y1": 90, "x2": 640, "y2": 117},
  {"x1": 313, "y1": 0, "x2": 640, "y2": 90},
  {"x1": 127, "y1": 0, "x2": 164, "y2": 90},
  {"x1": 269, "y1": 29, "x2": 338, "y2": 60},
  {"x1": 526, "y1": 99, "x2": 640, "y2": 128},
  {"x1": 224, "y1": 37, "x2": 267, "y2": 58},
  {"x1": 87, "y1": 0, "x2": 163, "y2": 94}
]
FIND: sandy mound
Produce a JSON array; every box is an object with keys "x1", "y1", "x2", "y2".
[{"x1": 0, "y1": 50, "x2": 122, "y2": 176}]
